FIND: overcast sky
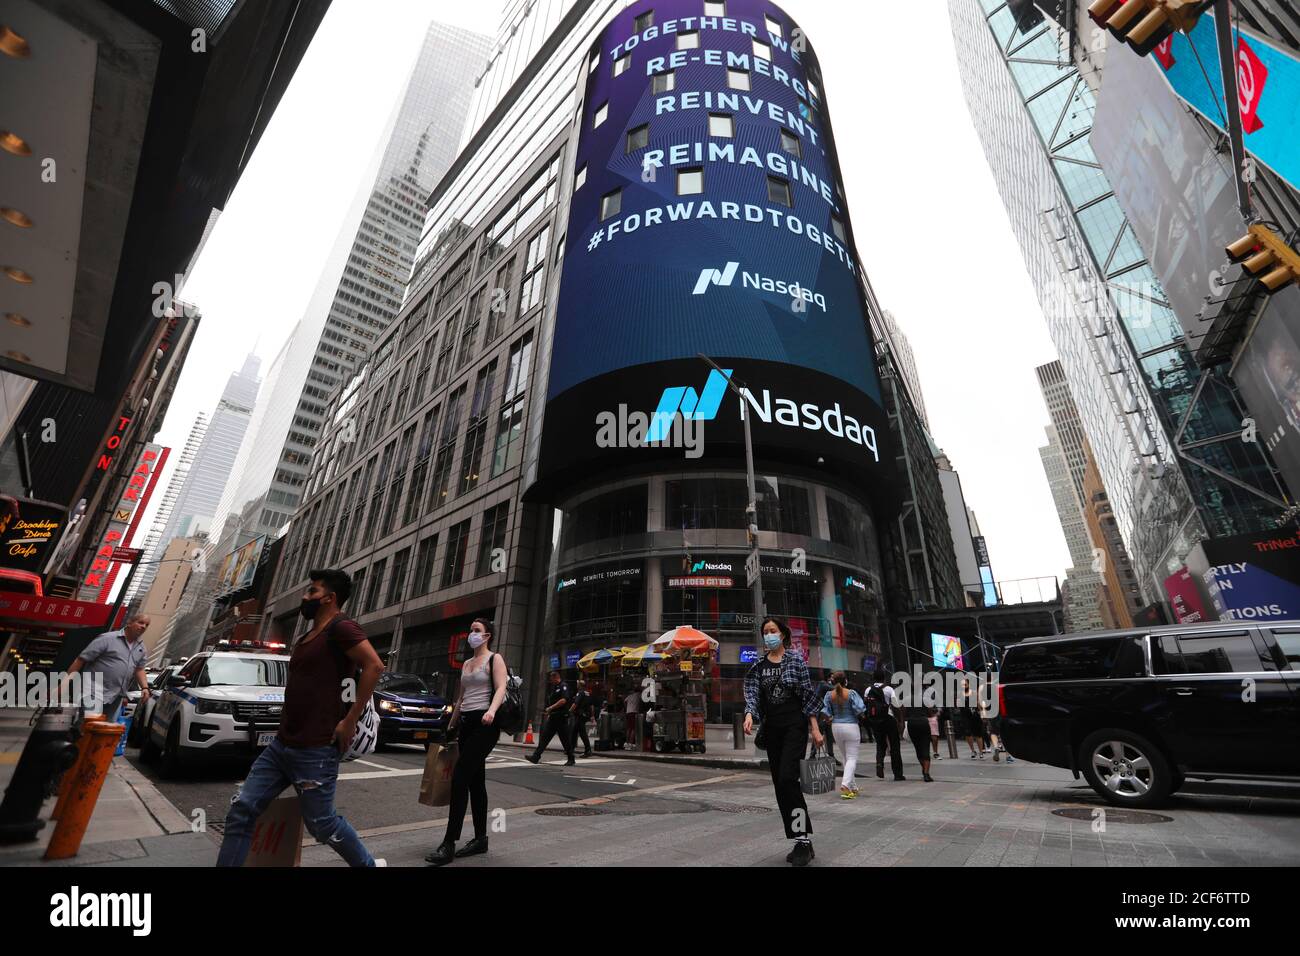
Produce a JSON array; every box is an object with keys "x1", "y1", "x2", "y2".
[{"x1": 145, "y1": 0, "x2": 1072, "y2": 591}]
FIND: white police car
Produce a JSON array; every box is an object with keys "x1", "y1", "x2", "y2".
[{"x1": 141, "y1": 647, "x2": 290, "y2": 776}]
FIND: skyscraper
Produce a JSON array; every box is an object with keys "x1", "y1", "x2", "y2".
[
  {"x1": 128, "y1": 411, "x2": 208, "y2": 602},
  {"x1": 131, "y1": 354, "x2": 261, "y2": 602},
  {"x1": 949, "y1": 0, "x2": 1282, "y2": 609},
  {"x1": 208, "y1": 22, "x2": 493, "y2": 556},
  {"x1": 1039, "y1": 425, "x2": 1104, "y2": 631}
]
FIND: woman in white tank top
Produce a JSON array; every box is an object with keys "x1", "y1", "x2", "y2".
[{"x1": 426, "y1": 618, "x2": 507, "y2": 866}]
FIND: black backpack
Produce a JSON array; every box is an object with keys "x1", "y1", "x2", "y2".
[
  {"x1": 488, "y1": 653, "x2": 524, "y2": 735},
  {"x1": 865, "y1": 684, "x2": 889, "y2": 722}
]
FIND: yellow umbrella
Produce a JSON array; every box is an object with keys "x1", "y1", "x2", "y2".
[
  {"x1": 619, "y1": 644, "x2": 666, "y2": 667},
  {"x1": 576, "y1": 647, "x2": 627, "y2": 672}
]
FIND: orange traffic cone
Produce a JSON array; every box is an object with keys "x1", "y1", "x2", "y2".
[{"x1": 524, "y1": 722, "x2": 534, "y2": 744}]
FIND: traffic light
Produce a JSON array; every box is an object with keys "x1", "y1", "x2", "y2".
[
  {"x1": 1225, "y1": 225, "x2": 1300, "y2": 295},
  {"x1": 1088, "y1": 0, "x2": 1210, "y2": 57}
]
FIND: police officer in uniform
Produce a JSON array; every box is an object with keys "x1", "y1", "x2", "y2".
[
  {"x1": 569, "y1": 679, "x2": 594, "y2": 758},
  {"x1": 526, "y1": 670, "x2": 575, "y2": 766}
]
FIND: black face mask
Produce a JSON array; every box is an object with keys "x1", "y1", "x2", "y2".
[{"x1": 299, "y1": 598, "x2": 323, "y2": 620}]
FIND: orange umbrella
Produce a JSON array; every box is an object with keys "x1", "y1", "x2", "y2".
[{"x1": 651, "y1": 626, "x2": 719, "y2": 656}]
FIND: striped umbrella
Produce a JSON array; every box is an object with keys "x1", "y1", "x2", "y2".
[
  {"x1": 619, "y1": 644, "x2": 666, "y2": 667},
  {"x1": 651, "y1": 626, "x2": 719, "y2": 657}
]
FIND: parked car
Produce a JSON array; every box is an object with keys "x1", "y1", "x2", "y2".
[
  {"x1": 372, "y1": 673, "x2": 450, "y2": 750},
  {"x1": 999, "y1": 621, "x2": 1300, "y2": 807},
  {"x1": 141, "y1": 650, "x2": 289, "y2": 777},
  {"x1": 127, "y1": 665, "x2": 183, "y2": 748}
]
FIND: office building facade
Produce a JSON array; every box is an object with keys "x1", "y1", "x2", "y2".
[{"x1": 266, "y1": 0, "x2": 907, "y2": 718}]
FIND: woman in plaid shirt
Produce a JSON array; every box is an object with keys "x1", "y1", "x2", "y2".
[{"x1": 743, "y1": 617, "x2": 824, "y2": 866}]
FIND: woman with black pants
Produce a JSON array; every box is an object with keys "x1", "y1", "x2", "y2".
[
  {"x1": 426, "y1": 618, "x2": 508, "y2": 866},
  {"x1": 743, "y1": 617, "x2": 823, "y2": 867},
  {"x1": 904, "y1": 704, "x2": 935, "y2": 782}
]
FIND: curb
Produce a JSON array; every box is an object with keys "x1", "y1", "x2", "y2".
[{"x1": 112, "y1": 760, "x2": 194, "y2": 835}]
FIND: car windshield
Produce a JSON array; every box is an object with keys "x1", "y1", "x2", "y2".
[
  {"x1": 199, "y1": 657, "x2": 287, "y2": 687},
  {"x1": 380, "y1": 675, "x2": 430, "y2": 695}
]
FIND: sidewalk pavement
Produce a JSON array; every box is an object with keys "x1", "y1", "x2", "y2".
[{"x1": 0, "y1": 708, "x2": 205, "y2": 867}]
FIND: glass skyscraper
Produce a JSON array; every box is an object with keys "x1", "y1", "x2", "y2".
[{"x1": 950, "y1": 0, "x2": 1281, "y2": 604}]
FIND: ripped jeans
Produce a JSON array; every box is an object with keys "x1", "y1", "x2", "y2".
[{"x1": 215, "y1": 738, "x2": 374, "y2": 867}]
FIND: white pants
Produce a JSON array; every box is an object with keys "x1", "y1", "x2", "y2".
[{"x1": 832, "y1": 723, "x2": 861, "y2": 787}]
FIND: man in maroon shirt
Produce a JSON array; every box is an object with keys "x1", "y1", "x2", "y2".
[{"x1": 216, "y1": 569, "x2": 385, "y2": 867}]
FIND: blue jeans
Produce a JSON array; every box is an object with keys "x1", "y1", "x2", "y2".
[{"x1": 216, "y1": 738, "x2": 374, "y2": 867}]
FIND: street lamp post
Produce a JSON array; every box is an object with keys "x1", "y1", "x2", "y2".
[{"x1": 697, "y1": 355, "x2": 765, "y2": 634}]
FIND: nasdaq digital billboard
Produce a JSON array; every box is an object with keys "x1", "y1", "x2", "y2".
[{"x1": 536, "y1": 0, "x2": 893, "y2": 502}]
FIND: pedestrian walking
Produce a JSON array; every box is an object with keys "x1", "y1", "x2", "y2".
[
  {"x1": 216, "y1": 569, "x2": 384, "y2": 867},
  {"x1": 425, "y1": 618, "x2": 509, "y2": 865},
  {"x1": 959, "y1": 680, "x2": 983, "y2": 758},
  {"x1": 904, "y1": 704, "x2": 935, "y2": 783},
  {"x1": 742, "y1": 617, "x2": 822, "y2": 866},
  {"x1": 927, "y1": 706, "x2": 941, "y2": 760},
  {"x1": 526, "y1": 670, "x2": 575, "y2": 766},
  {"x1": 858, "y1": 679, "x2": 875, "y2": 744},
  {"x1": 866, "y1": 668, "x2": 905, "y2": 781},
  {"x1": 821, "y1": 671, "x2": 865, "y2": 798},
  {"x1": 63, "y1": 614, "x2": 151, "y2": 720},
  {"x1": 623, "y1": 684, "x2": 642, "y2": 749},
  {"x1": 569, "y1": 678, "x2": 594, "y2": 758}
]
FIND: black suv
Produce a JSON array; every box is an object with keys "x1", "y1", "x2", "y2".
[{"x1": 999, "y1": 621, "x2": 1300, "y2": 807}]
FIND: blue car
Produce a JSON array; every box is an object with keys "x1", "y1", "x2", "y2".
[{"x1": 373, "y1": 673, "x2": 451, "y2": 750}]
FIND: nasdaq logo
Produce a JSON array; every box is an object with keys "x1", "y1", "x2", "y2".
[
  {"x1": 645, "y1": 369, "x2": 732, "y2": 442},
  {"x1": 692, "y1": 261, "x2": 739, "y2": 295}
]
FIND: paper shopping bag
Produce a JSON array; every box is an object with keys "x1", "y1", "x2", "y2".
[
  {"x1": 244, "y1": 794, "x2": 304, "y2": 867},
  {"x1": 799, "y1": 747, "x2": 836, "y2": 795},
  {"x1": 418, "y1": 741, "x2": 459, "y2": 807}
]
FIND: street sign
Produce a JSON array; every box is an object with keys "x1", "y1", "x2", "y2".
[
  {"x1": 110, "y1": 547, "x2": 142, "y2": 563},
  {"x1": 745, "y1": 550, "x2": 760, "y2": 587}
]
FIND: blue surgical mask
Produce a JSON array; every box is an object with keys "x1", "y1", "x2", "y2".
[{"x1": 763, "y1": 633, "x2": 782, "y2": 651}]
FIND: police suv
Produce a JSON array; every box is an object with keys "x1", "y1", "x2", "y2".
[{"x1": 141, "y1": 644, "x2": 289, "y2": 776}]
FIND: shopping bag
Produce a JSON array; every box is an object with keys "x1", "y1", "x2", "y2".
[
  {"x1": 799, "y1": 746, "x2": 836, "y2": 795},
  {"x1": 244, "y1": 795, "x2": 304, "y2": 867},
  {"x1": 418, "y1": 741, "x2": 459, "y2": 807}
]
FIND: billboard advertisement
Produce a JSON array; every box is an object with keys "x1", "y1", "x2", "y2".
[
  {"x1": 1183, "y1": 528, "x2": 1300, "y2": 623},
  {"x1": 1149, "y1": 12, "x2": 1300, "y2": 194},
  {"x1": 219, "y1": 535, "x2": 266, "y2": 594},
  {"x1": 1233, "y1": 310, "x2": 1300, "y2": 499},
  {"x1": 1162, "y1": 566, "x2": 1210, "y2": 625},
  {"x1": 536, "y1": 0, "x2": 893, "y2": 503},
  {"x1": 931, "y1": 633, "x2": 964, "y2": 670},
  {"x1": 77, "y1": 443, "x2": 168, "y2": 602},
  {"x1": 1091, "y1": 45, "x2": 1252, "y2": 340},
  {"x1": 0, "y1": 498, "x2": 66, "y2": 577}
]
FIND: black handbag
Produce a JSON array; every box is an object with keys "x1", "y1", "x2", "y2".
[{"x1": 488, "y1": 653, "x2": 524, "y2": 735}]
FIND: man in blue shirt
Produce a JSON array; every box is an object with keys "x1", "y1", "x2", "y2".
[{"x1": 65, "y1": 615, "x2": 151, "y2": 720}]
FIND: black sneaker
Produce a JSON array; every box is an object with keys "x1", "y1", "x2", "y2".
[
  {"x1": 923, "y1": 773, "x2": 934, "y2": 782},
  {"x1": 455, "y1": 836, "x2": 489, "y2": 858},
  {"x1": 791, "y1": 841, "x2": 814, "y2": 867},
  {"x1": 894, "y1": 775, "x2": 906, "y2": 782},
  {"x1": 564, "y1": 756, "x2": 576, "y2": 766},
  {"x1": 876, "y1": 764, "x2": 885, "y2": 779},
  {"x1": 580, "y1": 751, "x2": 592, "y2": 758},
  {"x1": 424, "y1": 839, "x2": 456, "y2": 866},
  {"x1": 525, "y1": 753, "x2": 541, "y2": 764}
]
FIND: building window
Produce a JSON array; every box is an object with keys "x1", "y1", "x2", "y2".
[
  {"x1": 519, "y1": 226, "x2": 550, "y2": 315},
  {"x1": 652, "y1": 70, "x2": 675, "y2": 94},
  {"x1": 765, "y1": 14, "x2": 782, "y2": 36},
  {"x1": 412, "y1": 534, "x2": 437, "y2": 598},
  {"x1": 350, "y1": 568, "x2": 366, "y2": 613},
  {"x1": 767, "y1": 176, "x2": 791, "y2": 206},
  {"x1": 708, "y1": 113, "x2": 733, "y2": 138},
  {"x1": 485, "y1": 256, "x2": 515, "y2": 343},
  {"x1": 475, "y1": 503, "x2": 509, "y2": 577},
  {"x1": 727, "y1": 68, "x2": 749, "y2": 91},
  {"x1": 387, "y1": 547, "x2": 410, "y2": 606},
  {"x1": 831, "y1": 215, "x2": 846, "y2": 243},
  {"x1": 677, "y1": 167, "x2": 704, "y2": 196},
  {"x1": 441, "y1": 519, "x2": 472, "y2": 588},
  {"x1": 613, "y1": 53, "x2": 630, "y2": 78},
  {"x1": 574, "y1": 164, "x2": 586, "y2": 190},
  {"x1": 365, "y1": 558, "x2": 386, "y2": 612},
  {"x1": 780, "y1": 128, "x2": 801, "y2": 157},
  {"x1": 753, "y1": 39, "x2": 771, "y2": 61},
  {"x1": 677, "y1": 31, "x2": 699, "y2": 50},
  {"x1": 460, "y1": 360, "x2": 497, "y2": 495},
  {"x1": 635, "y1": 11, "x2": 654, "y2": 32},
  {"x1": 491, "y1": 333, "x2": 533, "y2": 478},
  {"x1": 705, "y1": 1, "x2": 726, "y2": 16},
  {"x1": 626, "y1": 123, "x2": 649, "y2": 153},
  {"x1": 593, "y1": 102, "x2": 609, "y2": 129},
  {"x1": 600, "y1": 188, "x2": 622, "y2": 221}
]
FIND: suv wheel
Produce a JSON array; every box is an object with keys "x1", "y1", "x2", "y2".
[
  {"x1": 1079, "y1": 729, "x2": 1172, "y2": 808},
  {"x1": 159, "y1": 722, "x2": 184, "y2": 778},
  {"x1": 139, "y1": 716, "x2": 160, "y2": 763}
]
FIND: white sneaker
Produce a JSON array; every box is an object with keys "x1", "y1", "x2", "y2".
[{"x1": 374, "y1": 859, "x2": 387, "y2": 867}]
